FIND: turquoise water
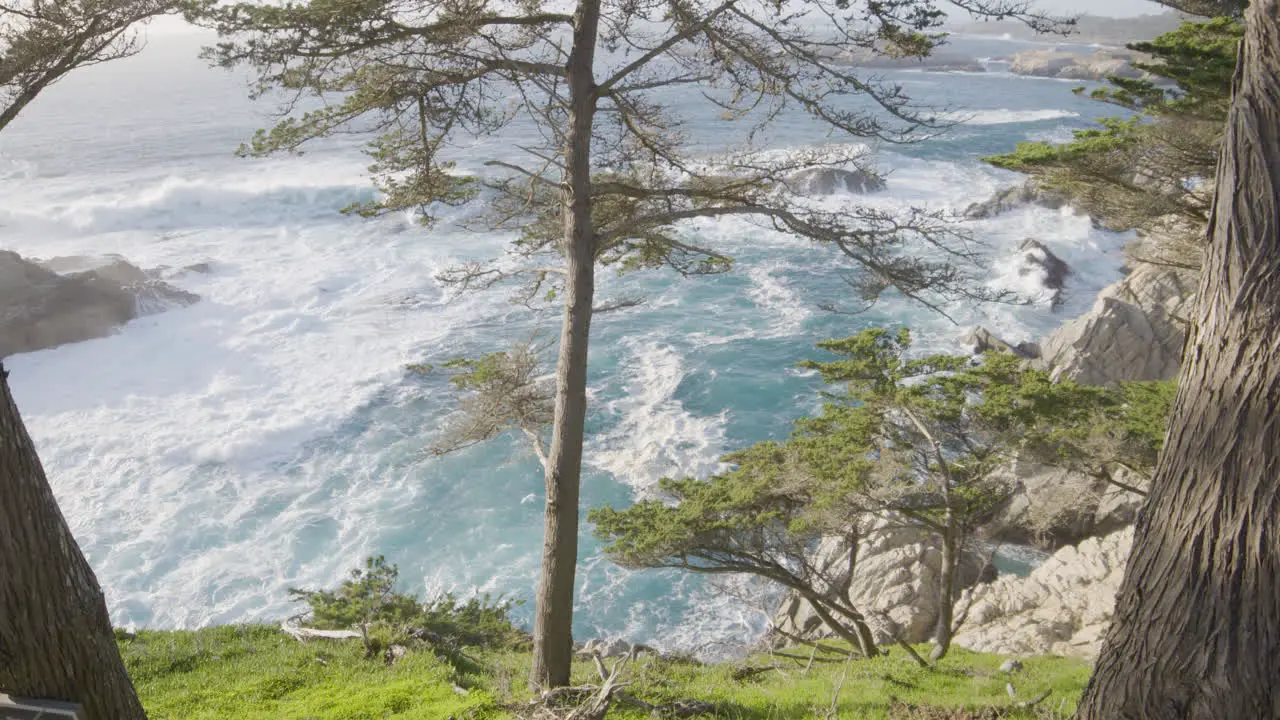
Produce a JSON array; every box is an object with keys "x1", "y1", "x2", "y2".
[{"x1": 0, "y1": 31, "x2": 1129, "y2": 653}]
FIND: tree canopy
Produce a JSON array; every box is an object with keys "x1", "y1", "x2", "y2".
[
  {"x1": 185, "y1": 0, "x2": 1074, "y2": 312},
  {"x1": 594, "y1": 328, "x2": 1174, "y2": 660},
  {"x1": 1, "y1": 0, "x2": 174, "y2": 131}
]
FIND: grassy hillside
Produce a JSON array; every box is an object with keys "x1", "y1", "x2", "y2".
[{"x1": 118, "y1": 625, "x2": 1092, "y2": 719}]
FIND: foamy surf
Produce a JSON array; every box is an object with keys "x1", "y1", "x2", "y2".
[{"x1": 0, "y1": 32, "x2": 1137, "y2": 649}]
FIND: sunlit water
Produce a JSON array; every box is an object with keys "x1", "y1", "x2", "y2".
[{"x1": 0, "y1": 30, "x2": 1127, "y2": 655}]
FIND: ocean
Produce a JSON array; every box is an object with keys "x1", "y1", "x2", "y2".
[{"x1": 0, "y1": 28, "x2": 1124, "y2": 655}]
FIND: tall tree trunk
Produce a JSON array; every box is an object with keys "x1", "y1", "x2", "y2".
[
  {"x1": 931, "y1": 523, "x2": 958, "y2": 661},
  {"x1": 1077, "y1": 3, "x2": 1280, "y2": 716},
  {"x1": 0, "y1": 362, "x2": 147, "y2": 720},
  {"x1": 528, "y1": 0, "x2": 600, "y2": 692}
]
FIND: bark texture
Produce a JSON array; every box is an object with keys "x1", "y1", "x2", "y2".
[
  {"x1": 528, "y1": 0, "x2": 600, "y2": 691},
  {"x1": 0, "y1": 362, "x2": 147, "y2": 719},
  {"x1": 931, "y1": 525, "x2": 958, "y2": 660},
  {"x1": 1077, "y1": 2, "x2": 1280, "y2": 717}
]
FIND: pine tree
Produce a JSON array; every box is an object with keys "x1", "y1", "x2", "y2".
[{"x1": 185, "y1": 0, "x2": 1070, "y2": 687}]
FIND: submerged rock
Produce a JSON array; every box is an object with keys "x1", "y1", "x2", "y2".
[
  {"x1": 953, "y1": 528, "x2": 1133, "y2": 658},
  {"x1": 1016, "y1": 239, "x2": 1071, "y2": 309},
  {"x1": 786, "y1": 167, "x2": 886, "y2": 196},
  {"x1": 0, "y1": 251, "x2": 199, "y2": 358},
  {"x1": 963, "y1": 182, "x2": 1070, "y2": 220},
  {"x1": 961, "y1": 326, "x2": 1041, "y2": 359}
]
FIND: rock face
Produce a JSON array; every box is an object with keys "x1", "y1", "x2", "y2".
[
  {"x1": 986, "y1": 458, "x2": 1147, "y2": 548},
  {"x1": 1034, "y1": 263, "x2": 1196, "y2": 387},
  {"x1": 1015, "y1": 239, "x2": 1071, "y2": 309},
  {"x1": 786, "y1": 167, "x2": 886, "y2": 196},
  {"x1": 774, "y1": 521, "x2": 991, "y2": 646},
  {"x1": 0, "y1": 251, "x2": 198, "y2": 358},
  {"x1": 1008, "y1": 49, "x2": 1145, "y2": 81},
  {"x1": 953, "y1": 527, "x2": 1133, "y2": 658},
  {"x1": 963, "y1": 182, "x2": 1070, "y2": 220}
]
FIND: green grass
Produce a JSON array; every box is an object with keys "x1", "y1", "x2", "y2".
[{"x1": 119, "y1": 626, "x2": 1092, "y2": 719}]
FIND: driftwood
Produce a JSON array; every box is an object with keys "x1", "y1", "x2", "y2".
[
  {"x1": 279, "y1": 618, "x2": 362, "y2": 641},
  {"x1": 1006, "y1": 683, "x2": 1053, "y2": 709},
  {"x1": 514, "y1": 650, "x2": 715, "y2": 720}
]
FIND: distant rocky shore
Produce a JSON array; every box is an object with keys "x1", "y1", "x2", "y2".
[
  {"x1": 0, "y1": 251, "x2": 203, "y2": 358},
  {"x1": 817, "y1": 42, "x2": 1155, "y2": 83}
]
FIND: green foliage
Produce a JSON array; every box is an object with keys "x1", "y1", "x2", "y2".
[
  {"x1": 1116, "y1": 380, "x2": 1177, "y2": 453},
  {"x1": 288, "y1": 556, "x2": 526, "y2": 653},
  {"x1": 426, "y1": 342, "x2": 553, "y2": 458},
  {"x1": 120, "y1": 626, "x2": 1090, "y2": 719},
  {"x1": 1093, "y1": 17, "x2": 1244, "y2": 118},
  {"x1": 595, "y1": 329, "x2": 1175, "y2": 649}
]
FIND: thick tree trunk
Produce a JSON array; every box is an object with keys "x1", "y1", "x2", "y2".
[
  {"x1": 0, "y1": 362, "x2": 147, "y2": 719},
  {"x1": 1077, "y1": 3, "x2": 1280, "y2": 717},
  {"x1": 528, "y1": 0, "x2": 600, "y2": 692},
  {"x1": 931, "y1": 524, "x2": 957, "y2": 661}
]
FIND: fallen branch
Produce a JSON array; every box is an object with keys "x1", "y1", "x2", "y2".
[
  {"x1": 1006, "y1": 683, "x2": 1053, "y2": 709},
  {"x1": 279, "y1": 618, "x2": 362, "y2": 641},
  {"x1": 731, "y1": 665, "x2": 781, "y2": 681},
  {"x1": 770, "y1": 650, "x2": 848, "y2": 665}
]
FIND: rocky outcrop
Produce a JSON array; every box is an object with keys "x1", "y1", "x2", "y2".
[
  {"x1": 1033, "y1": 263, "x2": 1196, "y2": 387},
  {"x1": 961, "y1": 326, "x2": 1040, "y2": 359},
  {"x1": 786, "y1": 167, "x2": 886, "y2": 196},
  {"x1": 1008, "y1": 49, "x2": 1145, "y2": 82},
  {"x1": 986, "y1": 458, "x2": 1147, "y2": 548},
  {"x1": 1015, "y1": 239, "x2": 1071, "y2": 309},
  {"x1": 953, "y1": 527, "x2": 1133, "y2": 658},
  {"x1": 575, "y1": 637, "x2": 635, "y2": 658},
  {"x1": 963, "y1": 182, "x2": 1070, "y2": 220},
  {"x1": 774, "y1": 521, "x2": 991, "y2": 646},
  {"x1": 0, "y1": 251, "x2": 198, "y2": 358}
]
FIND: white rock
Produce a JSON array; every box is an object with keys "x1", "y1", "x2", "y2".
[
  {"x1": 1035, "y1": 263, "x2": 1196, "y2": 387},
  {"x1": 774, "y1": 519, "x2": 990, "y2": 645},
  {"x1": 953, "y1": 527, "x2": 1133, "y2": 658}
]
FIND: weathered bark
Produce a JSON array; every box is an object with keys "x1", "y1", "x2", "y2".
[
  {"x1": 0, "y1": 362, "x2": 147, "y2": 719},
  {"x1": 931, "y1": 523, "x2": 958, "y2": 661},
  {"x1": 801, "y1": 589, "x2": 878, "y2": 658},
  {"x1": 528, "y1": 0, "x2": 601, "y2": 691},
  {"x1": 1077, "y1": 2, "x2": 1280, "y2": 717}
]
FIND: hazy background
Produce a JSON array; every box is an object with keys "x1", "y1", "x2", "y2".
[{"x1": 140, "y1": 0, "x2": 1171, "y2": 37}]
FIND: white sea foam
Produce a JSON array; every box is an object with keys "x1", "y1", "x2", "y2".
[
  {"x1": 746, "y1": 262, "x2": 811, "y2": 337},
  {"x1": 941, "y1": 108, "x2": 1079, "y2": 126},
  {"x1": 586, "y1": 339, "x2": 729, "y2": 495},
  {"x1": 0, "y1": 35, "x2": 1118, "y2": 639}
]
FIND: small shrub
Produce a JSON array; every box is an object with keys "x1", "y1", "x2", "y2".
[{"x1": 288, "y1": 555, "x2": 526, "y2": 655}]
